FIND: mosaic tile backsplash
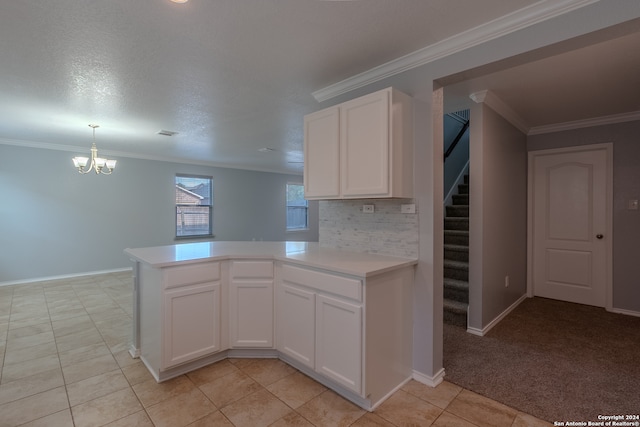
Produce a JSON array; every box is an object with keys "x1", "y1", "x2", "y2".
[{"x1": 318, "y1": 199, "x2": 419, "y2": 259}]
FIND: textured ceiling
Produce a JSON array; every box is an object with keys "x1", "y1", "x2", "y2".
[
  {"x1": 443, "y1": 21, "x2": 640, "y2": 130},
  {"x1": 0, "y1": 1, "x2": 637, "y2": 174}
]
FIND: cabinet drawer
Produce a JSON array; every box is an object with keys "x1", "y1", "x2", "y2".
[
  {"x1": 282, "y1": 264, "x2": 362, "y2": 301},
  {"x1": 231, "y1": 260, "x2": 273, "y2": 279},
  {"x1": 164, "y1": 262, "x2": 220, "y2": 289}
]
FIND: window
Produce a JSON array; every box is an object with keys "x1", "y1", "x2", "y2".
[
  {"x1": 286, "y1": 183, "x2": 308, "y2": 231},
  {"x1": 175, "y1": 174, "x2": 213, "y2": 238}
]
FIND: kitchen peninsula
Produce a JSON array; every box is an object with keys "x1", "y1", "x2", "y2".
[{"x1": 125, "y1": 241, "x2": 416, "y2": 410}]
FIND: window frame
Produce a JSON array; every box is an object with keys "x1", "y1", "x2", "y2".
[
  {"x1": 175, "y1": 174, "x2": 214, "y2": 239},
  {"x1": 286, "y1": 182, "x2": 309, "y2": 232}
]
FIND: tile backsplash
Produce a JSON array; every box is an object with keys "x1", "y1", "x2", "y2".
[{"x1": 318, "y1": 199, "x2": 419, "y2": 258}]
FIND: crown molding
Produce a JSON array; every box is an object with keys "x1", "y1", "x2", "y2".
[
  {"x1": 527, "y1": 110, "x2": 640, "y2": 135},
  {"x1": 312, "y1": 0, "x2": 599, "y2": 102},
  {"x1": 470, "y1": 90, "x2": 530, "y2": 134}
]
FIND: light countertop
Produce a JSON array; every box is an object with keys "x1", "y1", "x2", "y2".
[{"x1": 124, "y1": 241, "x2": 416, "y2": 278}]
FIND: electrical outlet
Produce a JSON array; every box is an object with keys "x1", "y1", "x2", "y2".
[
  {"x1": 401, "y1": 204, "x2": 416, "y2": 214},
  {"x1": 363, "y1": 204, "x2": 374, "y2": 213}
]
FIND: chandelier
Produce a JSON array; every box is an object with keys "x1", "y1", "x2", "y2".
[{"x1": 72, "y1": 124, "x2": 117, "y2": 175}]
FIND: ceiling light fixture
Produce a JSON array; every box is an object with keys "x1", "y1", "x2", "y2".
[
  {"x1": 72, "y1": 124, "x2": 117, "y2": 175},
  {"x1": 170, "y1": 0, "x2": 188, "y2": 3}
]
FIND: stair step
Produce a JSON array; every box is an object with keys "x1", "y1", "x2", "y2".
[
  {"x1": 444, "y1": 279, "x2": 469, "y2": 304},
  {"x1": 444, "y1": 230, "x2": 469, "y2": 245},
  {"x1": 444, "y1": 244, "x2": 469, "y2": 262},
  {"x1": 444, "y1": 217, "x2": 469, "y2": 231},
  {"x1": 457, "y1": 183, "x2": 469, "y2": 194},
  {"x1": 445, "y1": 205, "x2": 469, "y2": 217},
  {"x1": 463, "y1": 174, "x2": 469, "y2": 185},
  {"x1": 444, "y1": 278, "x2": 469, "y2": 291},
  {"x1": 444, "y1": 259, "x2": 469, "y2": 271},
  {"x1": 452, "y1": 194, "x2": 469, "y2": 205},
  {"x1": 444, "y1": 259, "x2": 469, "y2": 281},
  {"x1": 444, "y1": 298, "x2": 468, "y2": 327},
  {"x1": 444, "y1": 298, "x2": 468, "y2": 313}
]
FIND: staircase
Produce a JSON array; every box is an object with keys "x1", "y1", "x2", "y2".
[{"x1": 444, "y1": 174, "x2": 469, "y2": 327}]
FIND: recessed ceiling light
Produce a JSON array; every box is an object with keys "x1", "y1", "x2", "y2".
[{"x1": 170, "y1": 0, "x2": 188, "y2": 3}]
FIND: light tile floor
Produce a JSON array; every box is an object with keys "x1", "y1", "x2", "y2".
[{"x1": 0, "y1": 272, "x2": 552, "y2": 427}]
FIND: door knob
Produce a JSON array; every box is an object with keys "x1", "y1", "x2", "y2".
[{"x1": 596, "y1": 234, "x2": 604, "y2": 239}]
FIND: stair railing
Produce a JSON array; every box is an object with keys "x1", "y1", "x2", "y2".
[{"x1": 444, "y1": 117, "x2": 469, "y2": 161}]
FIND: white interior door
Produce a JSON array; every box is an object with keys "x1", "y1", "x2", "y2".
[{"x1": 530, "y1": 144, "x2": 612, "y2": 307}]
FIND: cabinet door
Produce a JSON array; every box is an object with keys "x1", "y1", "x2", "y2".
[
  {"x1": 163, "y1": 282, "x2": 220, "y2": 369},
  {"x1": 304, "y1": 107, "x2": 340, "y2": 199},
  {"x1": 277, "y1": 283, "x2": 315, "y2": 369},
  {"x1": 315, "y1": 294, "x2": 362, "y2": 394},
  {"x1": 340, "y1": 89, "x2": 390, "y2": 198},
  {"x1": 229, "y1": 280, "x2": 273, "y2": 348}
]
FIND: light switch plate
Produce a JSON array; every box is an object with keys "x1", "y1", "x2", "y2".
[
  {"x1": 629, "y1": 199, "x2": 638, "y2": 210},
  {"x1": 363, "y1": 204, "x2": 374, "y2": 213}
]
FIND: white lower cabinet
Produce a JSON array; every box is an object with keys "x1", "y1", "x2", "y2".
[
  {"x1": 276, "y1": 262, "x2": 413, "y2": 408},
  {"x1": 315, "y1": 294, "x2": 362, "y2": 394},
  {"x1": 134, "y1": 254, "x2": 413, "y2": 410},
  {"x1": 278, "y1": 283, "x2": 316, "y2": 368},
  {"x1": 277, "y1": 264, "x2": 364, "y2": 395},
  {"x1": 229, "y1": 260, "x2": 274, "y2": 348},
  {"x1": 163, "y1": 281, "x2": 221, "y2": 369}
]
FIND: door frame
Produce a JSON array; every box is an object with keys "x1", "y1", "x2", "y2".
[{"x1": 526, "y1": 143, "x2": 613, "y2": 311}]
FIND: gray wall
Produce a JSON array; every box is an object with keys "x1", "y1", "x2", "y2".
[
  {"x1": 469, "y1": 103, "x2": 528, "y2": 330},
  {"x1": 0, "y1": 144, "x2": 318, "y2": 284},
  {"x1": 528, "y1": 120, "x2": 640, "y2": 313}
]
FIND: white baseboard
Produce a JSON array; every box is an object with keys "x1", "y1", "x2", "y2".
[
  {"x1": 467, "y1": 294, "x2": 527, "y2": 336},
  {"x1": 608, "y1": 307, "x2": 640, "y2": 318},
  {"x1": 0, "y1": 267, "x2": 132, "y2": 287},
  {"x1": 412, "y1": 368, "x2": 445, "y2": 387}
]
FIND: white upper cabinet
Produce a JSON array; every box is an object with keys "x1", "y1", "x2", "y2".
[
  {"x1": 304, "y1": 107, "x2": 340, "y2": 199},
  {"x1": 304, "y1": 87, "x2": 413, "y2": 200}
]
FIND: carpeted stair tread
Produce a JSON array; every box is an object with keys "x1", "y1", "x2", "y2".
[
  {"x1": 444, "y1": 259, "x2": 469, "y2": 271},
  {"x1": 444, "y1": 230, "x2": 469, "y2": 246},
  {"x1": 444, "y1": 243, "x2": 469, "y2": 252},
  {"x1": 444, "y1": 230, "x2": 468, "y2": 236},
  {"x1": 445, "y1": 205, "x2": 469, "y2": 217},
  {"x1": 443, "y1": 298, "x2": 468, "y2": 314},
  {"x1": 452, "y1": 194, "x2": 469, "y2": 205},
  {"x1": 444, "y1": 278, "x2": 469, "y2": 304},
  {"x1": 444, "y1": 217, "x2": 469, "y2": 231},
  {"x1": 444, "y1": 244, "x2": 469, "y2": 262},
  {"x1": 444, "y1": 278, "x2": 469, "y2": 291}
]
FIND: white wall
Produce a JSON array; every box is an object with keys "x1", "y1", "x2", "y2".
[
  {"x1": 469, "y1": 104, "x2": 528, "y2": 329},
  {"x1": 0, "y1": 144, "x2": 318, "y2": 284},
  {"x1": 527, "y1": 120, "x2": 640, "y2": 313}
]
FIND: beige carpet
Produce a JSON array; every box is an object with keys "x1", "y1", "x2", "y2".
[{"x1": 443, "y1": 297, "x2": 640, "y2": 423}]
